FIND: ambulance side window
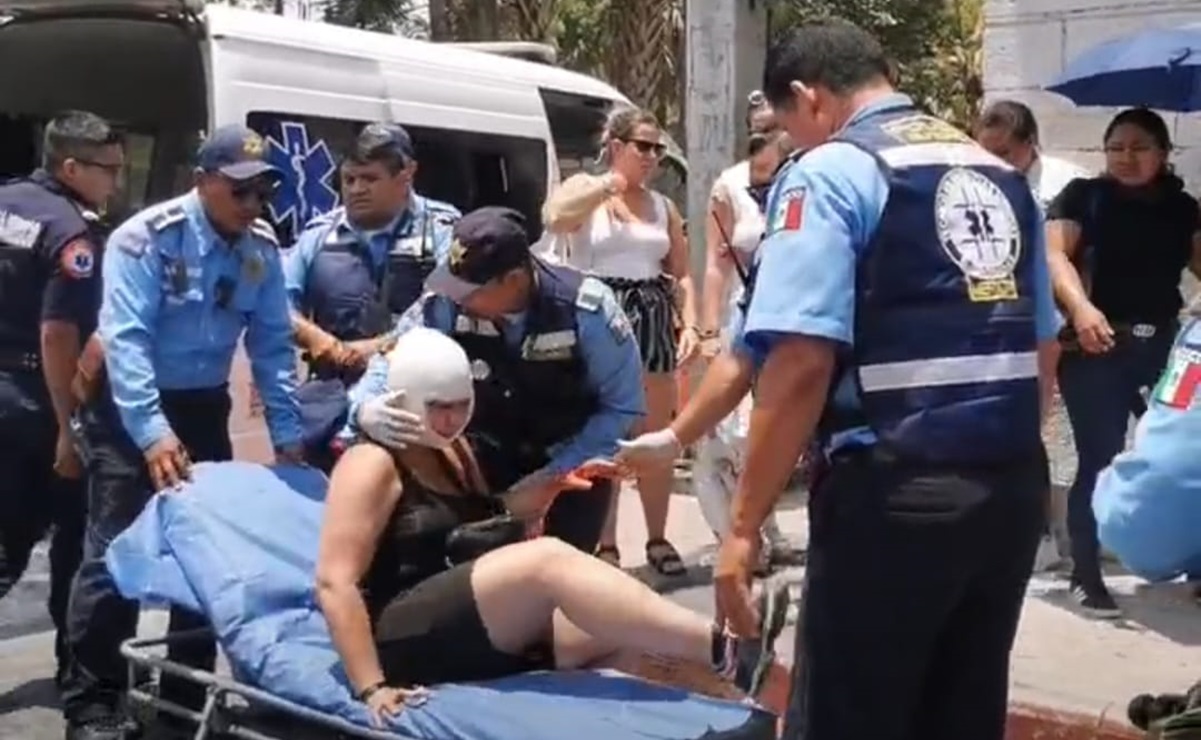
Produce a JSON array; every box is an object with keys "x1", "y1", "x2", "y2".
[{"x1": 246, "y1": 112, "x2": 547, "y2": 246}]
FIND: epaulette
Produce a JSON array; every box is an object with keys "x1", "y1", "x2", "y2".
[
  {"x1": 302, "y1": 207, "x2": 341, "y2": 231},
  {"x1": 425, "y1": 199, "x2": 462, "y2": 226},
  {"x1": 575, "y1": 277, "x2": 606, "y2": 313},
  {"x1": 80, "y1": 208, "x2": 101, "y2": 223},
  {"x1": 250, "y1": 219, "x2": 280, "y2": 246},
  {"x1": 149, "y1": 206, "x2": 186, "y2": 233}
]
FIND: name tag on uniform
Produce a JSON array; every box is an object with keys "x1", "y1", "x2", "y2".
[
  {"x1": 522, "y1": 330, "x2": 576, "y2": 361},
  {"x1": 454, "y1": 314, "x2": 501, "y2": 336}
]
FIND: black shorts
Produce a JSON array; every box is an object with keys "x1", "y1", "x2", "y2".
[{"x1": 374, "y1": 560, "x2": 553, "y2": 687}]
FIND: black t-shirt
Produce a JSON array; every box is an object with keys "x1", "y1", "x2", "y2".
[{"x1": 1046, "y1": 175, "x2": 1197, "y2": 324}]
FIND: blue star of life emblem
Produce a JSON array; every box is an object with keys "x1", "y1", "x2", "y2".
[{"x1": 264, "y1": 121, "x2": 339, "y2": 238}]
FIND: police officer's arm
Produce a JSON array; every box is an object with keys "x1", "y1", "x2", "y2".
[
  {"x1": 338, "y1": 294, "x2": 448, "y2": 441},
  {"x1": 731, "y1": 144, "x2": 887, "y2": 539},
  {"x1": 98, "y1": 226, "x2": 173, "y2": 450},
  {"x1": 246, "y1": 245, "x2": 304, "y2": 451},
  {"x1": 281, "y1": 230, "x2": 343, "y2": 362},
  {"x1": 670, "y1": 309, "x2": 757, "y2": 447},
  {"x1": 1030, "y1": 201, "x2": 1063, "y2": 420},
  {"x1": 542, "y1": 281, "x2": 645, "y2": 476},
  {"x1": 39, "y1": 229, "x2": 98, "y2": 432}
]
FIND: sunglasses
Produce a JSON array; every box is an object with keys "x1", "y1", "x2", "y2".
[
  {"x1": 623, "y1": 138, "x2": 666, "y2": 158},
  {"x1": 229, "y1": 177, "x2": 280, "y2": 203}
]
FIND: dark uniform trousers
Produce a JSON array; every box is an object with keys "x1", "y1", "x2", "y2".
[
  {"x1": 544, "y1": 479, "x2": 613, "y2": 554},
  {"x1": 62, "y1": 384, "x2": 232, "y2": 722},
  {"x1": 783, "y1": 446, "x2": 1046, "y2": 740},
  {"x1": 0, "y1": 373, "x2": 86, "y2": 677}
]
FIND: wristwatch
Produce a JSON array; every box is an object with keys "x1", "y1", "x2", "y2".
[{"x1": 358, "y1": 681, "x2": 387, "y2": 702}]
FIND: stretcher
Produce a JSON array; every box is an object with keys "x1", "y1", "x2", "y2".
[{"x1": 106, "y1": 461, "x2": 776, "y2": 740}]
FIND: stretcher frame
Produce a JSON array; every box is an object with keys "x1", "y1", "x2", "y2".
[{"x1": 121, "y1": 630, "x2": 420, "y2": 740}]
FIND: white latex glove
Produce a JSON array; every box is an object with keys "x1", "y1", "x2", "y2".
[
  {"x1": 615, "y1": 428, "x2": 682, "y2": 470},
  {"x1": 357, "y1": 389, "x2": 424, "y2": 449}
]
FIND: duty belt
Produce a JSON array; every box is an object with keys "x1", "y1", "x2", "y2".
[
  {"x1": 0, "y1": 349, "x2": 40, "y2": 372},
  {"x1": 1059, "y1": 322, "x2": 1165, "y2": 351}
]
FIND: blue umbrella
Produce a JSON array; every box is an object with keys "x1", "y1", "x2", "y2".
[{"x1": 1046, "y1": 24, "x2": 1201, "y2": 111}]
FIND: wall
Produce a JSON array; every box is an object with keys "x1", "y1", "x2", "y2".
[{"x1": 984, "y1": 0, "x2": 1201, "y2": 188}]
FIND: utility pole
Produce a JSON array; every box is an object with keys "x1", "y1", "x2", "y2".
[{"x1": 683, "y1": 0, "x2": 768, "y2": 269}]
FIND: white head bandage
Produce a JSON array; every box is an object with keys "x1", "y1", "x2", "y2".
[{"x1": 384, "y1": 328, "x2": 474, "y2": 448}]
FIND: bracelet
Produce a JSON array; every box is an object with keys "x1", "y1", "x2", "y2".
[
  {"x1": 696, "y1": 328, "x2": 719, "y2": 340},
  {"x1": 357, "y1": 681, "x2": 387, "y2": 702}
]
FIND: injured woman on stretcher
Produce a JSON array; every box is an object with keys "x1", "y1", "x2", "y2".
[{"x1": 315, "y1": 328, "x2": 790, "y2": 726}]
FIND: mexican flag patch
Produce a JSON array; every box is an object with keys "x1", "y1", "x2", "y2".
[
  {"x1": 1152, "y1": 348, "x2": 1201, "y2": 409},
  {"x1": 769, "y1": 187, "x2": 805, "y2": 233}
]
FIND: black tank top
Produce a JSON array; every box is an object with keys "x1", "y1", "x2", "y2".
[{"x1": 360, "y1": 444, "x2": 502, "y2": 621}]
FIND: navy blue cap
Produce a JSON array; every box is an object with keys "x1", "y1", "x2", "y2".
[
  {"x1": 197, "y1": 124, "x2": 279, "y2": 181},
  {"x1": 359, "y1": 122, "x2": 416, "y2": 163},
  {"x1": 425, "y1": 207, "x2": 530, "y2": 302}
]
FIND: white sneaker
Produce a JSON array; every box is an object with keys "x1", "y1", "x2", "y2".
[{"x1": 1033, "y1": 535, "x2": 1069, "y2": 573}]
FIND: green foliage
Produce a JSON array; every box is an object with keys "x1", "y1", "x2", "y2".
[
  {"x1": 768, "y1": 0, "x2": 983, "y2": 130},
  {"x1": 322, "y1": 0, "x2": 425, "y2": 33}
]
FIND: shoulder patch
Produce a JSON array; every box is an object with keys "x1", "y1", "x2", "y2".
[
  {"x1": 59, "y1": 238, "x2": 95, "y2": 279},
  {"x1": 115, "y1": 231, "x2": 151, "y2": 257},
  {"x1": 1153, "y1": 343, "x2": 1201, "y2": 410},
  {"x1": 149, "y1": 206, "x2": 186, "y2": 233},
  {"x1": 768, "y1": 186, "x2": 806, "y2": 233},
  {"x1": 575, "y1": 277, "x2": 607, "y2": 312},
  {"x1": 250, "y1": 219, "x2": 280, "y2": 247}
]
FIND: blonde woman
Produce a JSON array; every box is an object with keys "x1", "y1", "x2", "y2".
[
  {"x1": 695, "y1": 99, "x2": 796, "y2": 567},
  {"x1": 542, "y1": 107, "x2": 699, "y2": 575}
]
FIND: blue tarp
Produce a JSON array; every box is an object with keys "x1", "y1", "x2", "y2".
[
  {"x1": 1093, "y1": 319, "x2": 1201, "y2": 581},
  {"x1": 105, "y1": 461, "x2": 772, "y2": 740}
]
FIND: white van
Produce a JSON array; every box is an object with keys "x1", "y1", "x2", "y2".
[{"x1": 0, "y1": 0, "x2": 687, "y2": 460}]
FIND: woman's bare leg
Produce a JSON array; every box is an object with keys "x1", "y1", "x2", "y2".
[
  {"x1": 638, "y1": 372, "x2": 677, "y2": 541},
  {"x1": 472, "y1": 538, "x2": 711, "y2": 662},
  {"x1": 471, "y1": 538, "x2": 790, "y2": 695}
]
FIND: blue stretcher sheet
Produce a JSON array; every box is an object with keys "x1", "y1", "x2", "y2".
[{"x1": 105, "y1": 461, "x2": 774, "y2": 740}]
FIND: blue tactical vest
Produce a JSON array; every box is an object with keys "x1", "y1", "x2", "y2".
[
  {"x1": 305, "y1": 204, "x2": 438, "y2": 345},
  {"x1": 425, "y1": 260, "x2": 600, "y2": 490},
  {"x1": 830, "y1": 107, "x2": 1042, "y2": 464}
]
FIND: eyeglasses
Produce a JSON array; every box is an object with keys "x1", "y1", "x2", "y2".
[
  {"x1": 228, "y1": 177, "x2": 280, "y2": 203},
  {"x1": 623, "y1": 138, "x2": 666, "y2": 158},
  {"x1": 73, "y1": 159, "x2": 125, "y2": 178}
]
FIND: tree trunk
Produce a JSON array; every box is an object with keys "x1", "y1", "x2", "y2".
[
  {"x1": 504, "y1": 0, "x2": 558, "y2": 42},
  {"x1": 429, "y1": 0, "x2": 453, "y2": 39},
  {"x1": 607, "y1": 0, "x2": 671, "y2": 111}
]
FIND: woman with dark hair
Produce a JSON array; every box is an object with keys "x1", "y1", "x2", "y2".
[{"x1": 1047, "y1": 107, "x2": 1201, "y2": 618}]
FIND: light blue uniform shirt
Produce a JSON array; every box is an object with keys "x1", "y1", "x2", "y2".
[
  {"x1": 343, "y1": 277, "x2": 646, "y2": 476},
  {"x1": 281, "y1": 195, "x2": 460, "y2": 313},
  {"x1": 733, "y1": 95, "x2": 1060, "y2": 451},
  {"x1": 99, "y1": 190, "x2": 303, "y2": 451},
  {"x1": 1094, "y1": 317, "x2": 1201, "y2": 581}
]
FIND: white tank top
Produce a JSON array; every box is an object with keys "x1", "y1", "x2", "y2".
[
  {"x1": 713, "y1": 161, "x2": 765, "y2": 258},
  {"x1": 566, "y1": 191, "x2": 672, "y2": 281}
]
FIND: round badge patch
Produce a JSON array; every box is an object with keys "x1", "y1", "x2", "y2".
[
  {"x1": 470, "y1": 359, "x2": 491, "y2": 381},
  {"x1": 59, "y1": 239, "x2": 95, "y2": 279}
]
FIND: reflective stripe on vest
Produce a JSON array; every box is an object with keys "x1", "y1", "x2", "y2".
[{"x1": 859, "y1": 351, "x2": 1038, "y2": 392}]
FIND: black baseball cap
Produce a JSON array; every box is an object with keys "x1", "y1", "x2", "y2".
[
  {"x1": 425, "y1": 206, "x2": 531, "y2": 302},
  {"x1": 196, "y1": 124, "x2": 279, "y2": 181}
]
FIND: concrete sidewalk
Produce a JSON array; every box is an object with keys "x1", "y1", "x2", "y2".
[{"x1": 2, "y1": 486, "x2": 1198, "y2": 739}]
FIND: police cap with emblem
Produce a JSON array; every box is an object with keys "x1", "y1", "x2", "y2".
[
  {"x1": 197, "y1": 124, "x2": 280, "y2": 181},
  {"x1": 425, "y1": 206, "x2": 531, "y2": 302}
]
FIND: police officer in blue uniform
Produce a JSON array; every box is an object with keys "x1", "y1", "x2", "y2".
[
  {"x1": 711, "y1": 23, "x2": 1061, "y2": 740},
  {"x1": 62, "y1": 124, "x2": 305, "y2": 740},
  {"x1": 346, "y1": 206, "x2": 644, "y2": 552},
  {"x1": 283, "y1": 123, "x2": 460, "y2": 471},
  {"x1": 0, "y1": 111, "x2": 122, "y2": 688}
]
